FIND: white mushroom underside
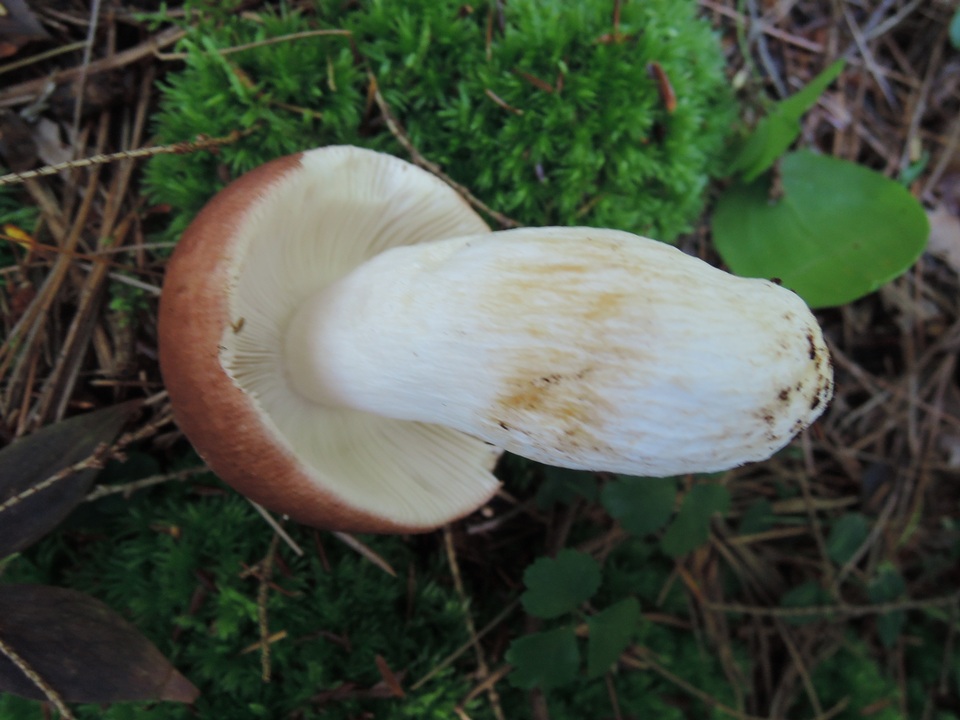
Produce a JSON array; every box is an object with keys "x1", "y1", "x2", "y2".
[{"x1": 221, "y1": 147, "x2": 500, "y2": 528}]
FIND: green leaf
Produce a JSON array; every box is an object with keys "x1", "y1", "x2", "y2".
[
  {"x1": 826, "y1": 512, "x2": 870, "y2": 565},
  {"x1": 950, "y1": 8, "x2": 960, "y2": 49},
  {"x1": 586, "y1": 598, "x2": 641, "y2": 678},
  {"x1": 0, "y1": 401, "x2": 141, "y2": 558},
  {"x1": 521, "y1": 550, "x2": 601, "y2": 619},
  {"x1": 601, "y1": 476, "x2": 676, "y2": 536},
  {"x1": 537, "y1": 468, "x2": 598, "y2": 509},
  {"x1": 506, "y1": 626, "x2": 580, "y2": 690},
  {"x1": 0, "y1": 584, "x2": 198, "y2": 703},
  {"x1": 868, "y1": 564, "x2": 905, "y2": 648},
  {"x1": 780, "y1": 581, "x2": 833, "y2": 625},
  {"x1": 739, "y1": 499, "x2": 774, "y2": 536},
  {"x1": 661, "y1": 483, "x2": 730, "y2": 558},
  {"x1": 713, "y1": 150, "x2": 929, "y2": 308},
  {"x1": 731, "y1": 60, "x2": 845, "y2": 181}
]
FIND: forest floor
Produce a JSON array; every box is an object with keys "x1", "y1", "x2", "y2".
[{"x1": 1, "y1": 2, "x2": 959, "y2": 719}]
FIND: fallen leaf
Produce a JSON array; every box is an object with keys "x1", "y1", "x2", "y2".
[
  {"x1": 0, "y1": 0, "x2": 50, "y2": 58},
  {"x1": 374, "y1": 655, "x2": 405, "y2": 698},
  {"x1": 0, "y1": 400, "x2": 141, "y2": 557},
  {"x1": 33, "y1": 117, "x2": 72, "y2": 168},
  {"x1": 926, "y1": 206, "x2": 960, "y2": 275},
  {"x1": 0, "y1": 584, "x2": 199, "y2": 703}
]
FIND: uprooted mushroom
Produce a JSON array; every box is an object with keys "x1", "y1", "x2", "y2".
[{"x1": 158, "y1": 146, "x2": 833, "y2": 533}]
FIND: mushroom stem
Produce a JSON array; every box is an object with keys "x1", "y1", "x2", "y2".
[{"x1": 282, "y1": 227, "x2": 832, "y2": 476}]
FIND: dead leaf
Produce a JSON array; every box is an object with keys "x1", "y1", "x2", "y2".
[
  {"x1": 374, "y1": 654, "x2": 405, "y2": 698},
  {"x1": 32, "y1": 117, "x2": 72, "y2": 168},
  {"x1": 0, "y1": 109, "x2": 37, "y2": 172},
  {"x1": 0, "y1": 400, "x2": 141, "y2": 558},
  {"x1": 927, "y1": 206, "x2": 960, "y2": 275},
  {"x1": 0, "y1": 584, "x2": 199, "y2": 704},
  {"x1": 0, "y1": 0, "x2": 50, "y2": 58}
]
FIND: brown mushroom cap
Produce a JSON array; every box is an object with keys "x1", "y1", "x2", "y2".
[{"x1": 158, "y1": 147, "x2": 502, "y2": 532}]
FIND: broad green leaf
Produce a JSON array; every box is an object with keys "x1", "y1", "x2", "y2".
[
  {"x1": 600, "y1": 476, "x2": 676, "y2": 536},
  {"x1": 731, "y1": 60, "x2": 845, "y2": 181},
  {"x1": 780, "y1": 581, "x2": 833, "y2": 625},
  {"x1": 951, "y1": 8, "x2": 960, "y2": 49},
  {"x1": 586, "y1": 598, "x2": 641, "y2": 678},
  {"x1": 713, "y1": 150, "x2": 929, "y2": 308},
  {"x1": 537, "y1": 467, "x2": 598, "y2": 509},
  {"x1": 0, "y1": 401, "x2": 141, "y2": 558},
  {"x1": 826, "y1": 513, "x2": 870, "y2": 564},
  {"x1": 506, "y1": 626, "x2": 579, "y2": 690},
  {"x1": 875, "y1": 609, "x2": 905, "y2": 650},
  {"x1": 868, "y1": 565, "x2": 905, "y2": 649},
  {"x1": 521, "y1": 549, "x2": 601, "y2": 619},
  {"x1": 739, "y1": 499, "x2": 774, "y2": 536},
  {"x1": 661, "y1": 483, "x2": 731, "y2": 557},
  {"x1": 0, "y1": 584, "x2": 198, "y2": 703}
]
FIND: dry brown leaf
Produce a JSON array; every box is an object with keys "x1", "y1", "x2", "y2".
[{"x1": 927, "y1": 207, "x2": 960, "y2": 275}]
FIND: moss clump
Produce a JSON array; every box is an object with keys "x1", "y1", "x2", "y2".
[
  {"x1": 0, "y1": 472, "x2": 482, "y2": 720},
  {"x1": 146, "y1": 0, "x2": 734, "y2": 241}
]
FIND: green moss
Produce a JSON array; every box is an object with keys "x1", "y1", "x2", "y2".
[
  {"x1": 1, "y1": 478, "x2": 483, "y2": 719},
  {"x1": 146, "y1": 0, "x2": 734, "y2": 242}
]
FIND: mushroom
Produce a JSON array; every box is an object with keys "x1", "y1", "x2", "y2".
[{"x1": 158, "y1": 145, "x2": 833, "y2": 533}]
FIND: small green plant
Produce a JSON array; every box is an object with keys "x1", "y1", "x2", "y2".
[
  {"x1": 106, "y1": 281, "x2": 151, "y2": 329},
  {"x1": 499, "y1": 531, "x2": 742, "y2": 718},
  {"x1": 505, "y1": 474, "x2": 733, "y2": 695},
  {"x1": 713, "y1": 61, "x2": 929, "y2": 307}
]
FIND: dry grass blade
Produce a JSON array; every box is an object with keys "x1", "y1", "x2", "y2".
[
  {"x1": 331, "y1": 531, "x2": 395, "y2": 576},
  {"x1": 248, "y1": 502, "x2": 304, "y2": 557}
]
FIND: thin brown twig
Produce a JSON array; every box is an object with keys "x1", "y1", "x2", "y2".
[
  {"x1": 257, "y1": 532, "x2": 282, "y2": 682},
  {"x1": 0, "y1": 443, "x2": 113, "y2": 515},
  {"x1": 774, "y1": 616, "x2": 824, "y2": 718},
  {"x1": 84, "y1": 466, "x2": 208, "y2": 501},
  {"x1": 0, "y1": 41, "x2": 89, "y2": 76},
  {"x1": 702, "y1": 591, "x2": 960, "y2": 619},
  {"x1": 624, "y1": 650, "x2": 850, "y2": 720},
  {"x1": 156, "y1": 28, "x2": 352, "y2": 61},
  {"x1": 697, "y1": 0, "x2": 824, "y2": 52},
  {"x1": 367, "y1": 72, "x2": 520, "y2": 229},
  {"x1": 0, "y1": 634, "x2": 75, "y2": 719},
  {"x1": 0, "y1": 127, "x2": 259, "y2": 186},
  {"x1": 0, "y1": 26, "x2": 186, "y2": 109},
  {"x1": 331, "y1": 531, "x2": 395, "y2": 575},
  {"x1": 443, "y1": 527, "x2": 506, "y2": 720},
  {"x1": 249, "y1": 502, "x2": 304, "y2": 557},
  {"x1": 411, "y1": 597, "x2": 521, "y2": 691}
]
